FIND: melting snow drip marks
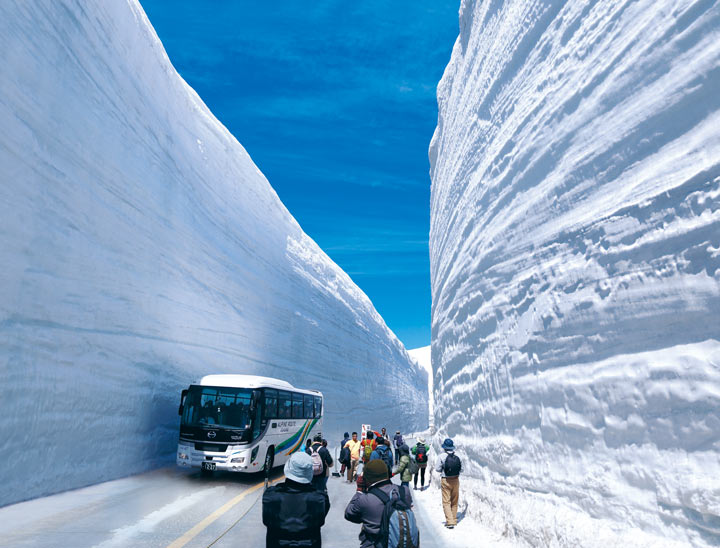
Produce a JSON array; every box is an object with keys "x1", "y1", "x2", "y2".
[{"x1": 430, "y1": 0, "x2": 720, "y2": 545}]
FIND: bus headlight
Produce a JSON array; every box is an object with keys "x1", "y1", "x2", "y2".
[
  {"x1": 178, "y1": 452, "x2": 189, "y2": 460},
  {"x1": 231, "y1": 456, "x2": 245, "y2": 464}
]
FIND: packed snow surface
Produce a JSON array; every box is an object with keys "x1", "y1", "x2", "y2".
[
  {"x1": 429, "y1": 0, "x2": 720, "y2": 546},
  {"x1": 0, "y1": 1, "x2": 426, "y2": 507}
]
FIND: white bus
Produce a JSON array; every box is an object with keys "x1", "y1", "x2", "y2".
[{"x1": 176, "y1": 375, "x2": 323, "y2": 474}]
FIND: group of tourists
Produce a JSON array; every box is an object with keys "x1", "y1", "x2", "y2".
[{"x1": 262, "y1": 428, "x2": 463, "y2": 547}]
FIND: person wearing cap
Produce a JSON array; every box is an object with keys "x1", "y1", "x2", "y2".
[
  {"x1": 344, "y1": 460, "x2": 413, "y2": 547},
  {"x1": 262, "y1": 451, "x2": 330, "y2": 547},
  {"x1": 435, "y1": 437, "x2": 462, "y2": 529}
]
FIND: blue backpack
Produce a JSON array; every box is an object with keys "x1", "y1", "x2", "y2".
[
  {"x1": 380, "y1": 446, "x2": 394, "y2": 474},
  {"x1": 369, "y1": 486, "x2": 419, "y2": 548}
]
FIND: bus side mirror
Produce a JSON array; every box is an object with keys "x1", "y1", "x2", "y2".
[
  {"x1": 250, "y1": 390, "x2": 261, "y2": 414},
  {"x1": 178, "y1": 389, "x2": 188, "y2": 416}
]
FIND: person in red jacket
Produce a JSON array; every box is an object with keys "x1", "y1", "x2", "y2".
[{"x1": 361, "y1": 431, "x2": 377, "y2": 464}]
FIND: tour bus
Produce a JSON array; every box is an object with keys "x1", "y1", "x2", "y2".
[{"x1": 176, "y1": 375, "x2": 323, "y2": 474}]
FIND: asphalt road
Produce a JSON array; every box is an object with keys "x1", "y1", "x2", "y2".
[{"x1": 0, "y1": 463, "x2": 445, "y2": 548}]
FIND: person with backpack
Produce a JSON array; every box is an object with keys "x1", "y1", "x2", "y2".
[
  {"x1": 339, "y1": 432, "x2": 351, "y2": 475},
  {"x1": 411, "y1": 437, "x2": 430, "y2": 490},
  {"x1": 345, "y1": 432, "x2": 362, "y2": 483},
  {"x1": 393, "y1": 444, "x2": 415, "y2": 488},
  {"x1": 393, "y1": 431, "x2": 404, "y2": 465},
  {"x1": 361, "y1": 431, "x2": 377, "y2": 465},
  {"x1": 262, "y1": 451, "x2": 330, "y2": 547},
  {"x1": 435, "y1": 438, "x2": 462, "y2": 529},
  {"x1": 344, "y1": 460, "x2": 418, "y2": 548},
  {"x1": 370, "y1": 437, "x2": 394, "y2": 475},
  {"x1": 306, "y1": 433, "x2": 333, "y2": 492}
]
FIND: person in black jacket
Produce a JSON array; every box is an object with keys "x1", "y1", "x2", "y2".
[
  {"x1": 262, "y1": 451, "x2": 330, "y2": 548},
  {"x1": 339, "y1": 432, "x2": 351, "y2": 475},
  {"x1": 306, "y1": 433, "x2": 333, "y2": 492}
]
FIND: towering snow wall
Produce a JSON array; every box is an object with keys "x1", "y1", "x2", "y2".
[
  {"x1": 0, "y1": 1, "x2": 427, "y2": 507},
  {"x1": 430, "y1": 0, "x2": 720, "y2": 546}
]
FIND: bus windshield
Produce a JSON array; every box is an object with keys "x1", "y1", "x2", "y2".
[{"x1": 181, "y1": 386, "x2": 256, "y2": 430}]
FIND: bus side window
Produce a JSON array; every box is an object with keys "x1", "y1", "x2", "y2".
[
  {"x1": 291, "y1": 392, "x2": 304, "y2": 419},
  {"x1": 264, "y1": 389, "x2": 278, "y2": 419},
  {"x1": 314, "y1": 396, "x2": 322, "y2": 418},
  {"x1": 304, "y1": 394, "x2": 314, "y2": 419},
  {"x1": 278, "y1": 391, "x2": 292, "y2": 419}
]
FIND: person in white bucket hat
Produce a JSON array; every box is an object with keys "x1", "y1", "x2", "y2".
[{"x1": 262, "y1": 452, "x2": 330, "y2": 547}]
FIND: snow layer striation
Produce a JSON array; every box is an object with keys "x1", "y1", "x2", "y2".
[
  {"x1": 0, "y1": 1, "x2": 426, "y2": 507},
  {"x1": 430, "y1": 0, "x2": 720, "y2": 546}
]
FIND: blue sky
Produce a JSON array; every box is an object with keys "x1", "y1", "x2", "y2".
[{"x1": 141, "y1": 1, "x2": 459, "y2": 349}]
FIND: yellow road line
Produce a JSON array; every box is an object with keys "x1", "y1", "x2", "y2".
[{"x1": 166, "y1": 476, "x2": 284, "y2": 548}]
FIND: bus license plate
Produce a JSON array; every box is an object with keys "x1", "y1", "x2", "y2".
[{"x1": 202, "y1": 462, "x2": 216, "y2": 471}]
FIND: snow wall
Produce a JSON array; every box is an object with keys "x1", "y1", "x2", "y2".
[
  {"x1": 0, "y1": 1, "x2": 427, "y2": 508},
  {"x1": 429, "y1": 1, "x2": 720, "y2": 546}
]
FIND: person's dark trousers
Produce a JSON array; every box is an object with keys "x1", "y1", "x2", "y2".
[
  {"x1": 413, "y1": 465, "x2": 427, "y2": 488},
  {"x1": 395, "y1": 449, "x2": 400, "y2": 465},
  {"x1": 311, "y1": 475, "x2": 327, "y2": 492}
]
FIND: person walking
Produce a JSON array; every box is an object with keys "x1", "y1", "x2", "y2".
[
  {"x1": 339, "y1": 432, "x2": 351, "y2": 475},
  {"x1": 411, "y1": 437, "x2": 430, "y2": 490},
  {"x1": 369, "y1": 437, "x2": 394, "y2": 474},
  {"x1": 344, "y1": 460, "x2": 415, "y2": 548},
  {"x1": 262, "y1": 451, "x2": 330, "y2": 547},
  {"x1": 393, "y1": 444, "x2": 414, "y2": 488},
  {"x1": 306, "y1": 433, "x2": 333, "y2": 492},
  {"x1": 344, "y1": 432, "x2": 362, "y2": 483},
  {"x1": 435, "y1": 438, "x2": 462, "y2": 529},
  {"x1": 361, "y1": 431, "x2": 377, "y2": 465},
  {"x1": 393, "y1": 430, "x2": 404, "y2": 465}
]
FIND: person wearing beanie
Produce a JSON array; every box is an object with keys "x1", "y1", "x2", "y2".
[
  {"x1": 262, "y1": 452, "x2": 330, "y2": 547},
  {"x1": 344, "y1": 460, "x2": 413, "y2": 547},
  {"x1": 435, "y1": 437, "x2": 462, "y2": 529}
]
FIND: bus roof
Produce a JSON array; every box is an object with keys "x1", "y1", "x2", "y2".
[{"x1": 196, "y1": 374, "x2": 322, "y2": 395}]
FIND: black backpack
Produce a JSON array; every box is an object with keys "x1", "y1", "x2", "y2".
[
  {"x1": 340, "y1": 446, "x2": 351, "y2": 465},
  {"x1": 369, "y1": 487, "x2": 419, "y2": 548},
  {"x1": 415, "y1": 444, "x2": 427, "y2": 464},
  {"x1": 443, "y1": 453, "x2": 461, "y2": 477}
]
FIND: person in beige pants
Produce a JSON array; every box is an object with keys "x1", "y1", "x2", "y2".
[
  {"x1": 434, "y1": 437, "x2": 462, "y2": 528},
  {"x1": 344, "y1": 432, "x2": 362, "y2": 482}
]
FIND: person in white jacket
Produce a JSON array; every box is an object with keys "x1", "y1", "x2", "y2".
[{"x1": 435, "y1": 438, "x2": 462, "y2": 528}]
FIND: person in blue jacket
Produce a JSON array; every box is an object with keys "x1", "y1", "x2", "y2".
[{"x1": 369, "y1": 437, "x2": 394, "y2": 474}]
